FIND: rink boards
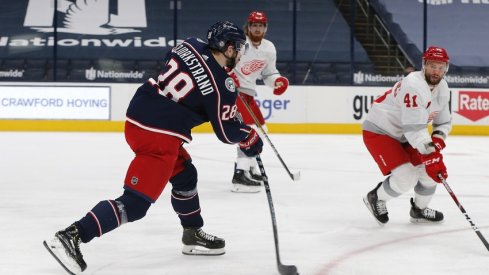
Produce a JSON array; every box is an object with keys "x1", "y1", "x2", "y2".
[{"x1": 0, "y1": 82, "x2": 488, "y2": 135}]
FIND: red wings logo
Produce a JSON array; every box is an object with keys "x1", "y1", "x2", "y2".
[{"x1": 240, "y1": 60, "x2": 266, "y2": 75}]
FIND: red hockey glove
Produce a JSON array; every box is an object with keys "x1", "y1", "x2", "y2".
[
  {"x1": 431, "y1": 136, "x2": 446, "y2": 152},
  {"x1": 422, "y1": 152, "x2": 448, "y2": 183},
  {"x1": 273, "y1": 76, "x2": 289, "y2": 95},
  {"x1": 239, "y1": 129, "x2": 263, "y2": 157}
]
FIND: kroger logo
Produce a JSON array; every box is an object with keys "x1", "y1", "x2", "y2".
[{"x1": 24, "y1": 0, "x2": 147, "y2": 35}]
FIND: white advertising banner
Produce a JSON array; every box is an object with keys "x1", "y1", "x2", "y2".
[
  {"x1": 254, "y1": 85, "x2": 489, "y2": 126},
  {"x1": 254, "y1": 85, "x2": 307, "y2": 123},
  {"x1": 0, "y1": 85, "x2": 110, "y2": 119},
  {"x1": 254, "y1": 85, "x2": 386, "y2": 124},
  {"x1": 451, "y1": 89, "x2": 489, "y2": 125}
]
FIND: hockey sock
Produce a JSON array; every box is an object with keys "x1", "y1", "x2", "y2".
[
  {"x1": 377, "y1": 164, "x2": 419, "y2": 201},
  {"x1": 76, "y1": 191, "x2": 151, "y2": 243},
  {"x1": 413, "y1": 181, "x2": 437, "y2": 209},
  {"x1": 171, "y1": 189, "x2": 203, "y2": 228},
  {"x1": 376, "y1": 177, "x2": 402, "y2": 201},
  {"x1": 76, "y1": 200, "x2": 123, "y2": 243},
  {"x1": 236, "y1": 148, "x2": 252, "y2": 171}
]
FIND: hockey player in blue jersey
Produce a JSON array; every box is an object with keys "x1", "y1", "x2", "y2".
[{"x1": 43, "y1": 21, "x2": 263, "y2": 274}]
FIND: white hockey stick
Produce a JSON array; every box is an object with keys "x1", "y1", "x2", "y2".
[{"x1": 238, "y1": 94, "x2": 300, "y2": 181}]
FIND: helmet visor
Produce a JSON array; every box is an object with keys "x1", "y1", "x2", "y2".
[{"x1": 236, "y1": 41, "x2": 249, "y2": 56}]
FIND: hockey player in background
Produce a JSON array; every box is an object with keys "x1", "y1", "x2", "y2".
[
  {"x1": 363, "y1": 46, "x2": 451, "y2": 225},
  {"x1": 43, "y1": 21, "x2": 263, "y2": 274},
  {"x1": 229, "y1": 11, "x2": 289, "y2": 193}
]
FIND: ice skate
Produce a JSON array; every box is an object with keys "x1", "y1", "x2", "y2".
[
  {"x1": 43, "y1": 224, "x2": 87, "y2": 274},
  {"x1": 231, "y1": 169, "x2": 261, "y2": 193},
  {"x1": 410, "y1": 198, "x2": 444, "y2": 223},
  {"x1": 363, "y1": 182, "x2": 389, "y2": 224},
  {"x1": 249, "y1": 167, "x2": 265, "y2": 182},
  {"x1": 182, "y1": 227, "x2": 225, "y2": 256}
]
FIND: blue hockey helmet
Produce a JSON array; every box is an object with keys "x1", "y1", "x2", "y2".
[{"x1": 207, "y1": 21, "x2": 246, "y2": 53}]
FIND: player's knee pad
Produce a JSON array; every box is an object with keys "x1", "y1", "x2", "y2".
[
  {"x1": 115, "y1": 190, "x2": 151, "y2": 223},
  {"x1": 388, "y1": 163, "x2": 418, "y2": 193},
  {"x1": 170, "y1": 161, "x2": 197, "y2": 192}
]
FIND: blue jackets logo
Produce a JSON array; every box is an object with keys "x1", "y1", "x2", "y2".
[{"x1": 24, "y1": 0, "x2": 147, "y2": 35}]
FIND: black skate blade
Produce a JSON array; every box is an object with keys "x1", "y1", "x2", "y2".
[
  {"x1": 43, "y1": 240, "x2": 76, "y2": 275},
  {"x1": 362, "y1": 197, "x2": 386, "y2": 226},
  {"x1": 279, "y1": 264, "x2": 298, "y2": 275}
]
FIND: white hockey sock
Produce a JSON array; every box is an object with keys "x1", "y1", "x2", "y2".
[
  {"x1": 377, "y1": 177, "x2": 404, "y2": 201},
  {"x1": 413, "y1": 195, "x2": 433, "y2": 209},
  {"x1": 377, "y1": 163, "x2": 418, "y2": 201},
  {"x1": 236, "y1": 146, "x2": 252, "y2": 171},
  {"x1": 413, "y1": 181, "x2": 437, "y2": 209},
  {"x1": 250, "y1": 158, "x2": 260, "y2": 174}
]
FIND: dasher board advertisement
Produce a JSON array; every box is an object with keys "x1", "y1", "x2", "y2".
[{"x1": 0, "y1": 85, "x2": 110, "y2": 120}]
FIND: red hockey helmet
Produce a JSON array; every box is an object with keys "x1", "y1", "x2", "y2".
[
  {"x1": 247, "y1": 11, "x2": 267, "y2": 25},
  {"x1": 423, "y1": 46, "x2": 449, "y2": 63},
  {"x1": 422, "y1": 46, "x2": 449, "y2": 74}
]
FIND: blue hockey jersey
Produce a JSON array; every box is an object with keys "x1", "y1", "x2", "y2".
[{"x1": 126, "y1": 38, "x2": 251, "y2": 144}]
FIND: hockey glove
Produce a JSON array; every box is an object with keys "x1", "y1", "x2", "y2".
[
  {"x1": 431, "y1": 136, "x2": 446, "y2": 152},
  {"x1": 239, "y1": 129, "x2": 263, "y2": 157},
  {"x1": 421, "y1": 151, "x2": 448, "y2": 183},
  {"x1": 273, "y1": 76, "x2": 289, "y2": 95}
]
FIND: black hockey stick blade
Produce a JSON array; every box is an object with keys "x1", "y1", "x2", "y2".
[{"x1": 279, "y1": 263, "x2": 299, "y2": 275}]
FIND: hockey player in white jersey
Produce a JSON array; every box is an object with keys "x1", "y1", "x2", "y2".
[
  {"x1": 362, "y1": 46, "x2": 451, "y2": 224},
  {"x1": 230, "y1": 11, "x2": 289, "y2": 193}
]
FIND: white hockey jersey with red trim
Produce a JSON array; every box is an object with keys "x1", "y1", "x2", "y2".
[
  {"x1": 233, "y1": 36, "x2": 281, "y2": 96},
  {"x1": 363, "y1": 71, "x2": 452, "y2": 154}
]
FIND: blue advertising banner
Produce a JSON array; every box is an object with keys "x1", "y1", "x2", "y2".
[{"x1": 0, "y1": 0, "x2": 175, "y2": 59}]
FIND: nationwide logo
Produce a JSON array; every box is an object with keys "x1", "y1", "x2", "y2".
[
  {"x1": 0, "y1": 0, "x2": 177, "y2": 49},
  {"x1": 445, "y1": 75, "x2": 489, "y2": 85},
  {"x1": 0, "y1": 69, "x2": 24, "y2": 78},
  {"x1": 85, "y1": 67, "x2": 145, "y2": 81},
  {"x1": 456, "y1": 91, "x2": 489, "y2": 122},
  {"x1": 353, "y1": 71, "x2": 403, "y2": 84},
  {"x1": 24, "y1": 0, "x2": 147, "y2": 35}
]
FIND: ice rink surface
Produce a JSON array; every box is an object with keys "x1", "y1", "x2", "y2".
[{"x1": 1, "y1": 132, "x2": 488, "y2": 275}]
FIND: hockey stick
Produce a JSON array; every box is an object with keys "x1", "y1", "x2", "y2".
[
  {"x1": 439, "y1": 175, "x2": 489, "y2": 252},
  {"x1": 256, "y1": 155, "x2": 299, "y2": 275},
  {"x1": 238, "y1": 94, "x2": 300, "y2": 181}
]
